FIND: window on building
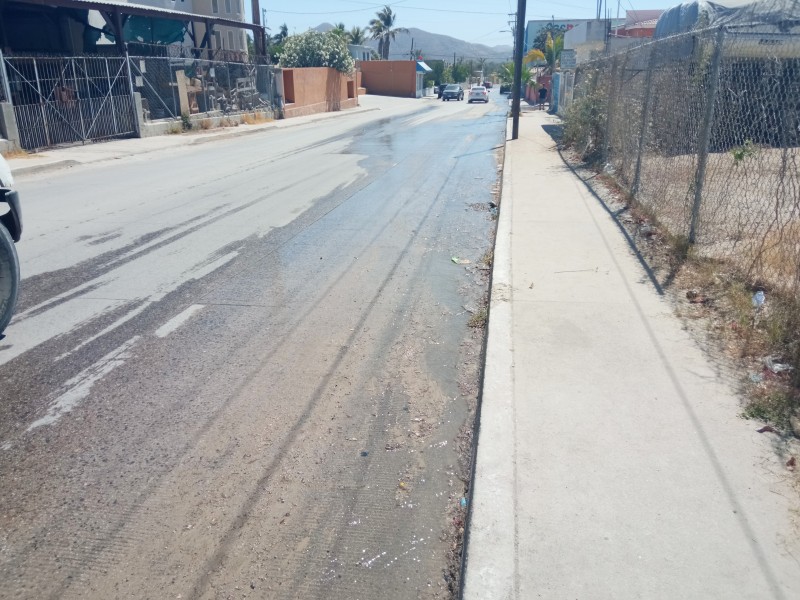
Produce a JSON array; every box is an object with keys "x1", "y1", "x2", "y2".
[
  {"x1": 225, "y1": 0, "x2": 231, "y2": 13},
  {"x1": 214, "y1": 31, "x2": 222, "y2": 49},
  {"x1": 228, "y1": 30, "x2": 235, "y2": 50},
  {"x1": 211, "y1": 0, "x2": 218, "y2": 14}
]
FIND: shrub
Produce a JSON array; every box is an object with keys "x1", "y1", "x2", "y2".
[
  {"x1": 562, "y1": 75, "x2": 607, "y2": 163},
  {"x1": 279, "y1": 31, "x2": 355, "y2": 74}
]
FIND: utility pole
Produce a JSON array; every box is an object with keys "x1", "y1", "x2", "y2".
[
  {"x1": 511, "y1": 0, "x2": 527, "y2": 140},
  {"x1": 251, "y1": 0, "x2": 266, "y2": 56}
]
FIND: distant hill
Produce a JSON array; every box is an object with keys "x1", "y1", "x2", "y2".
[{"x1": 313, "y1": 24, "x2": 513, "y2": 63}]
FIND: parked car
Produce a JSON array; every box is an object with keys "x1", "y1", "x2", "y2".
[
  {"x1": 442, "y1": 84, "x2": 464, "y2": 101},
  {"x1": 483, "y1": 81, "x2": 493, "y2": 89},
  {"x1": 0, "y1": 153, "x2": 21, "y2": 335},
  {"x1": 499, "y1": 83, "x2": 511, "y2": 94},
  {"x1": 468, "y1": 86, "x2": 489, "y2": 103}
]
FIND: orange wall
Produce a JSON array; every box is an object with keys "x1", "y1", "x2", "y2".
[
  {"x1": 282, "y1": 67, "x2": 359, "y2": 118},
  {"x1": 359, "y1": 61, "x2": 417, "y2": 98}
]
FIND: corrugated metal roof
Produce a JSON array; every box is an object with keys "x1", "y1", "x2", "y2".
[{"x1": 13, "y1": 0, "x2": 261, "y2": 30}]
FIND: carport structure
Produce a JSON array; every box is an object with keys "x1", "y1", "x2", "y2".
[
  {"x1": 0, "y1": 0, "x2": 270, "y2": 150},
  {"x1": 0, "y1": 0, "x2": 266, "y2": 56}
]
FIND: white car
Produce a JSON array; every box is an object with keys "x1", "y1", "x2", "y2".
[
  {"x1": 468, "y1": 86, "x2": 489, "y2": 103},
  {"x1": 0, "y1": 153, "x2": 21, "y2": 334}
]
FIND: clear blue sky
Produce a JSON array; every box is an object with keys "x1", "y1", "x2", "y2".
[{"x1": 249, "y1": 1, "x2": 671, "y2": 48}]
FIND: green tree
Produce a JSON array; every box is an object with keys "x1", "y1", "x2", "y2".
[
  {"x1": 348, "y1": 26, "x2": 367, "y2": 45},
  {"x1": 369, "y1": 5, "x2": 408, "y2": 60},
  {"x1": 331, "y1": 23, "x2": 347, "y2": 38},
  {"x1": 279, "y1": 30, "x2": 355, "y2": 74},
  {"x1": 428, "y1": 59, "x2": 447, "y2": 85},
  {"x1": 272, "y1": 23, "x2": 289, "y2": 45},
  {"x1": 451, "y1": 61, "x2": 470, "y2": 83},
  {"x1": 531, "y1": 23, "x2": 566, "y2": 53}
]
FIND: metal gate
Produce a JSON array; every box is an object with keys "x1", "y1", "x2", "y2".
[{"x1": 2, "y1": 56, "x2": 137, "y2": 151}]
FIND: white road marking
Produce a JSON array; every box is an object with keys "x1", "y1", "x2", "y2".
[
  {"x1": 55, "y1": 301, "x2": 152, "y2": 361},
  {"x1": 27, "y1": 336, "x2": 140, "y2": 431},
  {"x1": 155, "y1": 304, "x2": 205, "y2": 338}
]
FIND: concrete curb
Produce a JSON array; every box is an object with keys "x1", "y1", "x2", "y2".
[
  {"x1": 11, "y1": 160, "x2": 81, "y2": 177},
  {"x1": 11, "y1": 105, "x2": 382, "y2": 176},
  {"x1": 461, "y1": 121, "x2": 517, "y2": 599}
]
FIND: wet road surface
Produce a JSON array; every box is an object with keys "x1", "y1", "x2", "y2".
[{"x1": 0, "y1": 93, "x2": 507, "y2": 599}]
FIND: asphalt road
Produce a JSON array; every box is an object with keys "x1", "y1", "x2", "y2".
[{"x1": 0, "y1": 92, "x2": 507, "y2": 599}]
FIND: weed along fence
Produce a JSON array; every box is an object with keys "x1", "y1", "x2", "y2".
[
  {"x1": 564, "y1": 25, "x2": 800, "y2": 364},
  {"x1": 0, "y1": 50, "x2": 279, "y2": 151}
]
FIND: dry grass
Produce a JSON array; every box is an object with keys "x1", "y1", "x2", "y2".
[
  {"x1": 241, "y1": 112, "x2": 273, "y2": 125},
  {"x1": 1, "y1": 149, "x2": 32, "y2": 159}
]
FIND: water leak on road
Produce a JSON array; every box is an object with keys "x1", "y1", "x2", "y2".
[{"x1": 0, "y1": 96, "x2": 507, "y2": 599}]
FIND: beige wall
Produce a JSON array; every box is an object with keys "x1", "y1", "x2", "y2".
[
  {"x1": 282, "y1": 68, "x2": 359, "y2": 118},
  {"x1": 359, "y1": 61, "x2": 417, "y2": 98}
]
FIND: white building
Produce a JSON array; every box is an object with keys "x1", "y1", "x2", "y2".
[{"x1": 130, "y1": 0, "x2": 248, "y2": 54}]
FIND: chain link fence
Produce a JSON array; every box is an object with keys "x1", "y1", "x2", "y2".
[
  {"x1": 566, "y1": 27, "x2": 800, "y2": 301},
  {"x1": 129, "y1": 51, "x2": 278, "y2": 122}
]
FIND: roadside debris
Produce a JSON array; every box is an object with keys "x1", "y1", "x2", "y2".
[
  {"x1": 639, "y1": 224, "x2": 656, "y2": 237},
  {"x1": 752, "y1": 290, "x2": 766, "y2": 309},
  {"x1": 451, "y1": 257, "x2": 471, "y2": 265},
  {"x1": 791, "y1": 416, "x2": 800, "y2": 439},
  {"x1": 686, "y1": 290, "x2": 710, "y2": 304},
  {"x1": 787, "y1": 456, "x2": 796, "y2": 470},
  {"x1": 764, "y1": 356, "x2": 793, "y2": 374},
  {"x1": 757, "y1": 425, "x2": 779, "y2": 434},
  {"x1": 459, "y1": 497, "x2": 467, "y2": 508},
  {"x1": 749, "y1": 372, "x2": 764, "y2": 383}
]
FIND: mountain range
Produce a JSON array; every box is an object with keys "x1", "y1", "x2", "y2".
[{"x1": 315, "y1": 24, "x2": 514, "y2": 63}]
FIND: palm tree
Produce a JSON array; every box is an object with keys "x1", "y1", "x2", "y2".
[
  {"x1": 368, "y1": 18, "x2": 386, "y2": 59},
  {"x1": 544, "y1": 32, "x2": 564, "y2": 73},
  {"x1": 332, "y1": 23, "x2": 347, "y2": 38},
  {"x1": 348, "y1": 26, "x2": 367, "y2": 45},
  {"x1": 524, "y1": 49, "x2": 546, "y2": 65},
  {"x1": 272, "y1": 23, "x2": 288, "y2": 46},
  {"x1": 370, "y1": 5, "x2": 408, "y2": 60},
  {"x1": 501, "y1": 62, "x2": 532, "y2": 86}
]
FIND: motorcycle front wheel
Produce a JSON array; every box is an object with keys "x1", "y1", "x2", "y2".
[{"x1": 0, "y1": 223, "x2": 20, "y2": 335}]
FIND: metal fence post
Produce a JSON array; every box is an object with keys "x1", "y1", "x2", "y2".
[
  {"x1": 104, "y1": 57, "x2": 119, "y2": 134},
  {"x1": 632, "y1": 46, "x2": 658, "y2": 196},
  {"x1": 688, "y1": 27, "x2": 725, "y2": 245},
  {"x1": 602, "y1": 56, "x2": 619, "y2": 165},
  {"x1": 0, "y1": 50, "x2": 12, "y2": 104},
  {"x1": 32, "y1": 58, "x2": 52, "y2": 147},
  {"x1": 124, "y1": 52, "x2": 141, "y2": 138},
  {"x1": 70, "y1": 58, "x2": 86, "y2": 139}
]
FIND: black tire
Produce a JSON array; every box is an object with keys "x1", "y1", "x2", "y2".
[{"x1": 0, "y1": 223, "x2": 20, "y2": 335}]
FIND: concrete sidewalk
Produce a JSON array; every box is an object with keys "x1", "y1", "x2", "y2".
[
  {"x1": 4, "y1": 100, "x2": 381, "y2": 178},
  {"x1": 463, "y1": 112, "x2": 800, "y2": 599}
]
